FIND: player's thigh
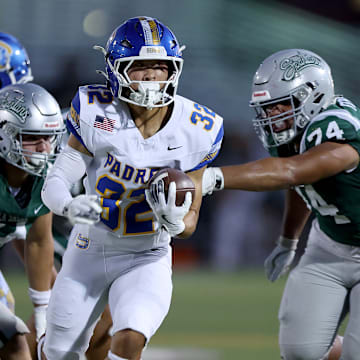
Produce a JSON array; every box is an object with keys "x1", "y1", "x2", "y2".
[
  {"x1": 279, "y1": 251, "x2": 347, "y2": 359},
  {"x1": 44, "y1": 275, "x2": 108, "y2": 358},
  {"x1": 44, "y1": 230, "x2": 109, "y2": 357},
  {"x1": 109, "y1": 252, "x2": 172, "y2": 343},
  {"x1": 341, "y1": 282, "x2": 360, "y2": 360}
]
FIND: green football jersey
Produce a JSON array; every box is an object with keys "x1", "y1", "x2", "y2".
[
  {"x1": 295, "y1": 96, "x2": 360, "y2": 246},
  {"x1": 0, "y1": 172, "x2": 49, "y2": 246}
]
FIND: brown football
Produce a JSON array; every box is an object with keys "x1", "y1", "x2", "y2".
[{"x1": 148, "y1": 168, "x2": 195, "y2": 206}]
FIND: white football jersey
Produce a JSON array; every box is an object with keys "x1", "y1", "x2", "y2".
[{"x1": 67, "y1": 84, "x2": 224, "y2": 251}]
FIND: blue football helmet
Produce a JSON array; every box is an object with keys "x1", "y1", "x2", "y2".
[
  {"x1": 94, "y1": 16, "x2": 184, "y2": 109},
  {"x1": 0, "y1": 32, "x2": 33, "y2": 89}
]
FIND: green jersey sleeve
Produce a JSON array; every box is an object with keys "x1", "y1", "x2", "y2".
[
  {"x1": 300, "y1": 98, "x2": 360, "y2": 155},
  {"x1": 0, "y1": 175, "x2": 50, "y2": 242}
]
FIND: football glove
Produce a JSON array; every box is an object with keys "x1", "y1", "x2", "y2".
[
  {"x1": 145, "y1": 181, "x2": 192, "y2": 237},
  {"x1": 63, "y1": 194, "x2": 102, "y2": 225},
  {"x1": 34, "y1": 305, "x2": 48, "y2": 341},
  {"x1": 202, "y1": 167, "x2": 224, "y2": 196},
  {"x1": 28, "y1": 288, "x2": 51, "y2": 341},
  {"x1": 264, "y1": 236, "x2": 298, "y2": 282}
]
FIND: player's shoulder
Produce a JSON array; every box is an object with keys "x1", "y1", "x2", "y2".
[
  {"x1": 77, "y1": 84, "x2": 112, "y2": 96},
  {"x1": 75, "y1": 84, "x2": 114, "y2": 109},
  {"x1": 308, "y1": 97, "x2": 360, "y2": 129},
  {"x1": 70, "y1": 84, "x2": 118, "y2": 127},
  {"x1": 300, "y1": 96, "x2": 360, "y2": 152},
  {"x1": 174, "y1": 94, "x2": 224, "y2": 139},
  {"x1": 175, "y1": 94, "x2": 223, "y2": 121}
]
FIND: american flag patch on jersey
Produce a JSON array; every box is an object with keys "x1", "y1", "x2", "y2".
[{"x1": 94, "y1": 115, "x2": 115, "y2": 132}]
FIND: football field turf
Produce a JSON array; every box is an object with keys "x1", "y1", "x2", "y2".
[{"x1": 6, "y1": 268, "x2": 287, "y2": 359}]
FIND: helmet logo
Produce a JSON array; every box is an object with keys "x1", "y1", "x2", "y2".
[
  {"x1": 279, "y1": 53, "x2": 321, "y2": 81},
  {"x1": 0, "y1": 41, "x2": 12, "y2": 70},
  {"x1": 0, "y1": 91, "x2": 29, "y2": 123}
]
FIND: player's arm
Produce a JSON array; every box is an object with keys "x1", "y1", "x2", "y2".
[
  {"x1": 12, "y1": 238, "x2": 58, "y2": 287},
  {"x1": 212, "y1": 142, "x2": 359, "y2": 192},
  {"x1": 281, "y1": 188, "x2": 311, "y2": 240},
  {"x1": 26, "y1": 212, "x2": 53, "y2": 291},
  {"x1": 179, "y1": 167, "x2": 205, "y2": 238},
  {"x1": 67, "y1": 133, "x2": 92, "y2": 156},
  {"x1": 42, "y1": 134, "x2": 102, "y2": 225},
  {"x1": 264, "y1": 188, "x2": 311, "y2": 282},
  {"x1": 25, "y1": 211, "x2": 53, "y2": 340}
]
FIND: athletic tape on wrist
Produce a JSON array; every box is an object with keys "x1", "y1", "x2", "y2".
[
  {"x1": 28, "y1": 288, "x2": 51, "y2": 305},
  {"x1": 277, "y1": 235, "x2": 298, "y2": 250}
]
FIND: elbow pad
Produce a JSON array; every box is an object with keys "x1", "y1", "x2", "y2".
[{"x1": 41, "y1": 145, "x2": 92, "y2": 216}]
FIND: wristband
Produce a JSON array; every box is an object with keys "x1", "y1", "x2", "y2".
[
  {"x1": 28, "y1": 288, "x2": 51, "y2": 305},
  {"x1": 213, "y1": 167, "x2": 224, "y2": 191},
  {"x1": 276, "y1": 235, "x2": 299, "y2": 250}
]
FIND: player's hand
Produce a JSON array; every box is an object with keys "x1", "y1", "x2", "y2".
[
  {"x1": 63, "y1": 194, "x2": 102, "y2": 225},
  {"x1": 264, "y1": 236, "x2": 298, "y2": 282},
  {"x1": 202, "y1": 167, "x2": 224, "y2": 196},
  {"x1": 34, "y1": 305, "x2": 47, "y2": 341},
  {"x1": 145, "y1": 181, "x2": 192, "y2": 237},
  {"x1": 28, "y1": 288, "x2": 51, "y2": 341}
]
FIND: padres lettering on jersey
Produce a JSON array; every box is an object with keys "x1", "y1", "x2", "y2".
[
  {"x1": 67, "y1": 84, "x2": 224, "y2": 251},
  {"x1": 296, "y1": 97, "x2": 360, "y2": 246}
]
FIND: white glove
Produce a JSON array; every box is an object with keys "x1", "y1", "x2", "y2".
[
  {"x1": 145, "y1": 181, "x2": 192, "y2": 237},
  {"x1": 63, "y1": 194, "x2": 102, "y2": 225},
  {"x1": 264, "y1": 236, "x2": 298, "y2": 282},
  {"x1": 34, "y1": 305, "x2": 47, "y2": 341},
  {"x1": 202, "y1": 167, "x2": 224, "y2": 196}
]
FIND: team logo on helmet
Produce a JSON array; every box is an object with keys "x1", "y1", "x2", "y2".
[
  {"x1": 0, "y1": 41, "x2": 12, "y2": 70},
  {"x1": 0, "y1": 91, "x2": 29, "y2": 123},
  {"x1": 279, "y1": 53, "x2": 322, "y2": 81}
]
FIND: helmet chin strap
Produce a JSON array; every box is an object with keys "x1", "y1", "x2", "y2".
[{"x1": 129, "y1": 83, "x2": 163, "y2": 110}]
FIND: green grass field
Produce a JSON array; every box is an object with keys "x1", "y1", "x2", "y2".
[
  {"x1": 5, "y1": 268, "x2": 287, "y2": 360},
  {"x1": 151, "y1": 269, "x2": 285, "y2": 359}
]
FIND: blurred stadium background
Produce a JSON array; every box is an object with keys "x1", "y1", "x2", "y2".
[{"x1": 0, "y1": 0, "x2": 358, "y2": 358}]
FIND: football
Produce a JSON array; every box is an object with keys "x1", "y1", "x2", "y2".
[{"x1": 148, "y1": 168, "x2": 195, "y2": 206}]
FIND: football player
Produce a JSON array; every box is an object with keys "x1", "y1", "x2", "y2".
[
  {"x1": 0, "y1": 33, "x2": 113, "y2": 360},
  {"x1": 41, "y1": 16, "x2": 223, "y2": 360},
  {"x1": 202, "y1": 49, "x2": 359, "y2": 359},
  {"x1": 0, "y1": 82, "x2": 65, "y2": 359},
  {"x1": 0, "y1": 32, "x2": 64, "y2": 360}
]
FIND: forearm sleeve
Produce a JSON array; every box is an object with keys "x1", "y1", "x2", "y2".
[{"x1": 41, "y1": 145, "x2": 92, "y2": 216}]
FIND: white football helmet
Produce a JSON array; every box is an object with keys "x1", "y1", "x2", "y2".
[
  {"x1": 249, "y1": 49, "x2": 335, "y2": 149},
  {"x1": 0, "y1": 83, "x2": 65, "y2": 176}
]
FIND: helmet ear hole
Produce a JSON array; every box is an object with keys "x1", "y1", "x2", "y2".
[
  {"x1": 120, "y1": 39, "x2": 132, "y2": 49},
  {"x1": 306, "y1": 81, "x2": 316, "y2": 90}
]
